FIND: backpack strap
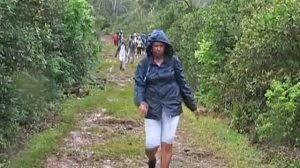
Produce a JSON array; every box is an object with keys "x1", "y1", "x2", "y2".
[
  {"x1": 143, "y1": 57, "x2": 151, "y2": 82},
  {"x1": 143, "y1": 56, "x2": 177, "y2": 83}
]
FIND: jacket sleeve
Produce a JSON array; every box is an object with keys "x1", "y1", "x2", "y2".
[
  {"x1": 173, "y1": 56, "x2": 197, "y2": 111},
  {"x1": 134, "y1": 58, "x2": 147, "y2": 107}
]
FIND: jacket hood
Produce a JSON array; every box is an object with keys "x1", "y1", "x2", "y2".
[{"x1": 146, "y1": 29, "x2": 174, "y2": 58}]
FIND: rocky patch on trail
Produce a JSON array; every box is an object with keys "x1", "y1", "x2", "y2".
[
  {"x1": 106, "y1": 76, "x2": 132, "y2": 87},
  {"x1": 45, "y1": 109, "x2": 145, "y2": 168}
]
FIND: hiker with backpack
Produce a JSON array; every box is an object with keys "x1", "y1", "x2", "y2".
[
  {"x1": 136, "y1": 36, "x2": 143, "y2": 57},
  {"x1": 134, "y1": 29, "x2": 206, "y2": 168},
  {"x1": 114, "y1": 40, "x2": 127, "y2": 71}
]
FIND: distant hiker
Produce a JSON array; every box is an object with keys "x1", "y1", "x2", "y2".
[
  {"x1": 128, "y1": 33, "x2": 137, "y2": 63},
  {"x1": 137, "y1": 36, "x2": 143, "y2": 56},
  {"x1": 112, "y1": 32, "x2": 118, "y2": 46},
  {"x1": 134, "y1": 29, "x2": 206, "y2": 168},
  {"x1": 128, "y1": 34, "x2": 133, "y2": 48},
  {"x1": 129, "y1": 34, "x2": 133, "y2": 42},
  {"x1": 115, "y1": 40, "x2": 127, "y2": 71},
  {"x1": 141, "y1": 33, "x2": 148, "y2": 56},
  {"x1": 118, "y1": 30, "x2": 124, "y2": 46}
]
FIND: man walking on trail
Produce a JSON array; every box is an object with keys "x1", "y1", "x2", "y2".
[
  {"x1": 118, "y1": 30, "x2": 124, "y2": 46},
  {"x1": 128, "y1": 33, "x2": 137, "y2": 64},
  {"x1": 114, "y1": 40, "x2": 127, "y2": 71},
  {"x1": 134, "y1": 29, "x2": 206, "y2": 168}
]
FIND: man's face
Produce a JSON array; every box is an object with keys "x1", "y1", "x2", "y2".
[{"x1": 152, "y1": 41, "x2": 166, "y2": 57}]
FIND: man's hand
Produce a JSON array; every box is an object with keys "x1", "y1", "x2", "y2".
[
  {"x1": 194, "y1": 106, "x2": 206, "y2": 119},
  {"x1": 138, "y1": 102, "x2": 148, "y2": 118}
]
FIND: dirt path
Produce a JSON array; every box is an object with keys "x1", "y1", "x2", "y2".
[
  {"x1": 44, "y1": 36, "x2": 228, "y2": 168},
  {"x1": 164, "y1": 122, "x2": 228, "y2": 168}
]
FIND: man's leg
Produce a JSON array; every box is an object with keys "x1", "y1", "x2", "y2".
[
  {"x1": 161, "y1": 113, "x2": 180, "y2": 168},
  {"x1": 131, "y1": 51, "x2": 135, "y2": 64},
  {"x1": 145, "y1": 118, "x2": 161, "y2": 168},
  {"x1": 121, "y1": 60, "x2": 126, "y2": 70},
  {"x1": 161, "y1": 143, "x2": 173, "y2": 168}
]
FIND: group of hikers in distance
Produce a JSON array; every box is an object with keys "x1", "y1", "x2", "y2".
[{"x1": 113, "y1": 30, "x2": 149, "y2": 71}]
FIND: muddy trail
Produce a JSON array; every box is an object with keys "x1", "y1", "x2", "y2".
[{"x1": 44, "y1": 36, "x2": 228, "y2": 168}]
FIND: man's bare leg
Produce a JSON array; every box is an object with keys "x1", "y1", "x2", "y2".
[
  {"x1": 160, "y1": 143, "x2": 173, "y2": 168},
  {"x1": 146, "y1": 147, "x2": 159, "y2": 168}
]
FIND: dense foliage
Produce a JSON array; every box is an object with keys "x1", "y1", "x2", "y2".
[
  {"x1": 152, "y1": 0, "x2": 300, "y2": 148},
  {"x1": 0, "y1": 0, "x2": 99, "y2": 156}
]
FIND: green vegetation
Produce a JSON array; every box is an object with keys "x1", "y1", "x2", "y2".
[
  {"x1": 7, "y1": 38, "x2": 139, "y2": 167},
  {"x1": 8, "y1": 83, "x2": 133, "y2": 167},
  {"x1": 184, "y1": 113, "x2": 281, "y2": 168},
  {"x1": 0, "y1": 0, "x2": 100, "y2": 162},
  {"x1": 141, "y1": 0, "x2": 300, "y2": 149}
]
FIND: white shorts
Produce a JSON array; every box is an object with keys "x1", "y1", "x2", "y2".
[{"x1": 145, "y1": 111, "x2": 180, "y2": 149}]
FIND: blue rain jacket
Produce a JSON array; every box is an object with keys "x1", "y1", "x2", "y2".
[{"x1": 134, "y1": 29, "x2": 197, "y2": 119}]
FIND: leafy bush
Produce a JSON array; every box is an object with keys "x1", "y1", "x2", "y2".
[
  {"x1": 0, "y1": 0, "x2": 100, "y2": 155},
  {"x1": 230, "y1": 0, "x2": 300, "y2": 137},
  {"x1": 257, "y1": 80, "x2": 300, "y2": 146},
  {"x1": 157, "y1": 0, "x2": 300, "y2": 147}
]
